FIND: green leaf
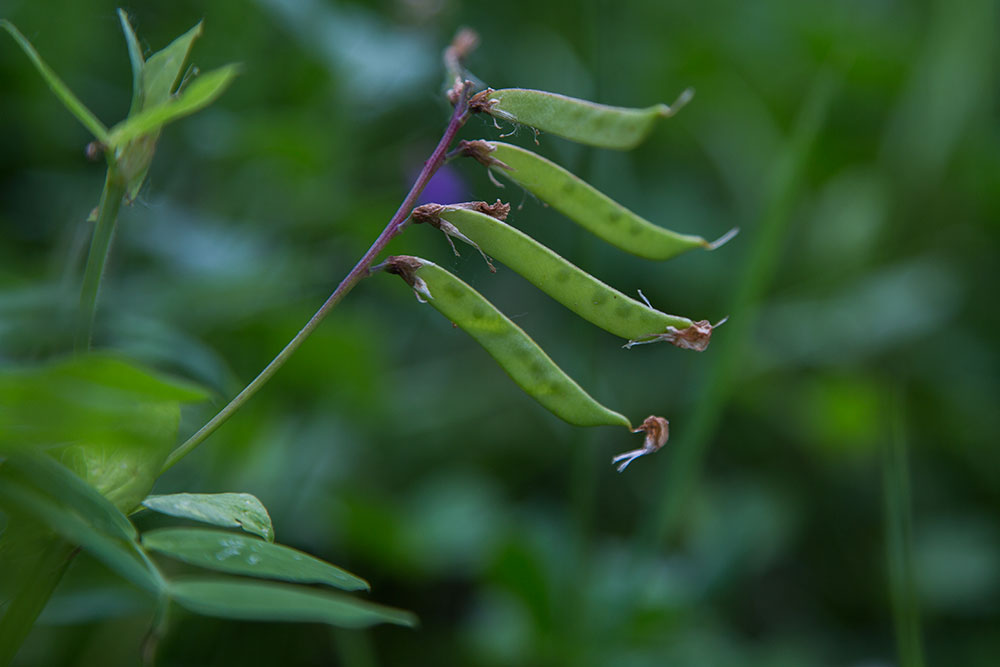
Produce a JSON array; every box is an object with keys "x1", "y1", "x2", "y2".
[
  {"x1": 0, "y1": 464, "x2": 163, "y2": 594},
  {"x1": 141, "y1": 20, "x2": 203, "y2": 109},
  {"x1": 168, "y1": 577, "x2": 417, "y2": 629},
  {"x1": 480, "y1": 141, "x2": 733, "y2": 261},
  {"x1": 44, "y1": 353, "x2": 210, "y2": 403},
  {"x1": 0, "y1": 354, "x2": 208, "y2": 512},
  {"x1": 477, "y1": 87, "x2": 692, "y2": 150},
  {"x1": 383, "y1": 256, "x2": 631, "y2": 428},
  {"x1": 108, "y1": 64, "x2": 240, "y2": 149},
  {"x1": 117, "y1": 9, "x2": 145, "y2": 116},
  {"x1": 0, "y1": 20, "x2": 109, "y2": 143},
  {"x1": 142, "y1": 493, "x2": 275, "y2": 542},
  {"x1": 142, "y1": 528, "x2": 369, "y2": 592},
  {"x1": 0, "y1": 354, "x2": 206, "y2": 453},
  {"x1": 4, "y1": 454, "x2": 136, "y2": 541}
]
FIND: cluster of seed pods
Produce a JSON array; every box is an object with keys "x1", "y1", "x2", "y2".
[{"x1": 382, "y1": 88, "x2": 731, "y2": 471}]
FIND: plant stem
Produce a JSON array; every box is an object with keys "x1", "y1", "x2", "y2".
[
  {"x1": 75, "y1": 167, "x2": 124, "y2": 352},
  {"x1": 162, "y1": 92, "x2": 472, "y2": 473}
]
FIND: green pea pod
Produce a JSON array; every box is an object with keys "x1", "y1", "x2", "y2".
[
  {"x1": 382, "y1": 256, "x2": 630, "y2": 428},
  {"x1": 466, "y1": 141, "x2": 736, "y2": 261},
  {"x1": 418, "y1": 205, "x2": 715, "y2": 350},
  {"x1": 470, "y1": 87, "x2": 692, "y2": 150}
]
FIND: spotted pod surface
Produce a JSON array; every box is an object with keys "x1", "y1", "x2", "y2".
[
  {"x1": 385, "y1": 256, "x2": 631, "y2": 429},
  {"x1": 435, "y1": 207, "x2": 694, "y2": 342},
  {"x1": 478, "y1": 88, "x2": 676, "y2": 150},
  {"x1": 486, "y1": 141, "x2": 711, "y2": 261}
]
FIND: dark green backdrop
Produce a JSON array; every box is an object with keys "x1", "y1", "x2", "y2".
[{"x1": 2, "y1": 0, "x2": 997, "y2": 665}]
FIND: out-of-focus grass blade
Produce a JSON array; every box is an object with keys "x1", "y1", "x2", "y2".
[
  {"x1": 0, "y1": 20, "x2": 109, "y2": 143},
  {"x1": 143, "y1": 528, "x2": 369, "y2": 591},
  {"x1": 142, "y1": 492, "x2": 274, "y2": 542},
  {"x1": 884, "y1": 389, "x2": 926, "y2": 667},
  {"x1": 643, "y1": 70, "x2": 839, "y2": 548},
  {"x1": 168, "y1": 577, "x2": 416, "y2": 628}
]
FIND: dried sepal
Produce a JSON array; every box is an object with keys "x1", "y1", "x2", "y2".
[
  {"x1": 457, "y1": 140, "x2": 512, "y2": 172},
  {"x1": 383, "y1": 255, "x2": 433, "y2": 302},
  {"x1": 469, "y1": 88, "x2": 499, "y2": 115},
  {"x1": 612, "y1": 415, "x2": 670, "y2": 472},
  {"x1": 624, "y1": 318, "x2": 727, "y2": 352},
  {"x1": 411, "y1": 201, "x2": 511, "y2": 272}
]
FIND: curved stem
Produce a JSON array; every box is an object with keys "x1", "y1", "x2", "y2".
[
  {"x1": 162, "y1": 92, "x2": 472, "y2": 473},
  {"x1": 75, "y1": 167, "x2": 124, "y2": 352}
]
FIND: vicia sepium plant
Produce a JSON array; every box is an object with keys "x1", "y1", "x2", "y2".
[{"x1": 0, "y1": 17, "x2": 733, "y2": 665}]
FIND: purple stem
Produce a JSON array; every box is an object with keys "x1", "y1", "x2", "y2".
[{"x1": 163, "y1": 89, "x2": 472, "y2": 472}]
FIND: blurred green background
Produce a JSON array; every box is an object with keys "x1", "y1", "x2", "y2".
[{"x1": 2, "y1": 0, "x2": 998, "y2": 665}]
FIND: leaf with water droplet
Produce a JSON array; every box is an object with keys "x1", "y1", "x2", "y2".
[
  {"x1": 142, "y1": 492, "x2": 274, "y2": 542},
  {"x1": 142, "y1": 528, "x2": 368, "y2": 591}
]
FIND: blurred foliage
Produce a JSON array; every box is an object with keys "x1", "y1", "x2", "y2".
[{"x1": 1, "y1": 0, "x2": 998, "y2": 665}]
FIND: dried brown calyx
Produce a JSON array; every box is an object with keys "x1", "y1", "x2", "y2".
[
  {"x1": 624, "y1": 317, "x2": 727, "y2": 352},
  {"x1": 612, "y1": 415, "x2": 670, "y2": 472},
  {"x1": 457, "y1": 140, "x2": 512, "y2": 171},
  {"x1": 410, "y1": 200, "x2": 511, "y2": 272},
  {"x1": 382, "y1": 255, "x2": 433, "y2": 303},
  {"x1": 468, "y1": 88, "x2": 498, "y2": 115}
]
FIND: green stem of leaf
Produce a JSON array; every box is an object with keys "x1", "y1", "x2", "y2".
[
  {"x1": 161, "y1": 86, "x2": 473, "y2": 473},
  {"x1": 75, "y1": 168, "x2": 125, "y2": 352},
  {"x1": 0, "y1": 541, "x2": 75, "y2": 667}
]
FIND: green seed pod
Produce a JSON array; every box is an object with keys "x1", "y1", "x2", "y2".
[
  {"x1": 470, "y1": 87, "x2": 692, "y2": 150},
  {"x1": 416, "y1": 204, "x2": 716, "y2": 350},
  {"x1": 460, "y1": 140, "x2": 737, "y2": 261},
  {"x1": 382, "y1": 255, "x2": 630, "y2": 428}
]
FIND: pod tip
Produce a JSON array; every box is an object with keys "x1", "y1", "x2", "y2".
[
  {"x1": 659, "y1": 87, "x2": 695, "y2": 118},
  {"x1": 612, "y1": 415, "x2": 670, "y2": 472},
  {"x1": 707, "y1": 227, "x2": 740, "y2": 250}
]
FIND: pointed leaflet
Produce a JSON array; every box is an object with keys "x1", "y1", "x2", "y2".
[
  {"x1": 142, "y1": 528, "x2": 369, "y2": 591},
  {"x1": 117, "y1": 10, "x2": 145, "y2": 116},
  {"x1": 141, "y1": 21, "x2": 203, "y2": 108},
  {"x1": 107, "y1": 65, "x2": 240, "y2": 148},
  {"x1": 142, "y1": 493, "x2": 274, "y2": 542},
  {"x1": 472, "y1": 87, "x2": 692, "y2": 150},
  {"x1": 168, "y1": 578, "x2": 416, "y2": 629},
  {"x1": 383, "y1": 256, "x2": 631, "y2": 428}
]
